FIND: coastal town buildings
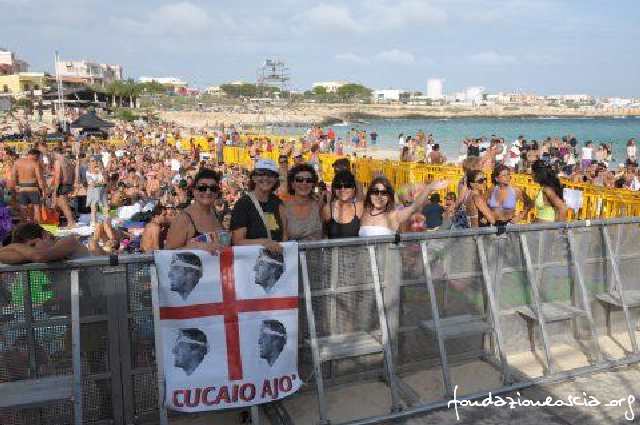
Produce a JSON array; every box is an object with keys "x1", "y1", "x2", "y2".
[
  {"x1": 426, "y1": 78, "x2": 444, "y2": 100},
  {"x1": 0, "y1": 72, "x2": 49, "y2": 97},
  {"x1": 55, "y1": 60, "x2": 123, "y2": 86},
  {"x1": 0, "y1": 48, "x2": 30, "y2": 75},
  {"x1": 372, "y1": 89, "x2": 410, "y2": 103},
  {"x1": 312, "y1": 81, "x2": 348, "y2": 93},
  {"x1": 139, "y1": 77, "x2": 188, "y2": 94},
  {"x1": 205, "y1": 86, "x2": 224, "y2": 96}
]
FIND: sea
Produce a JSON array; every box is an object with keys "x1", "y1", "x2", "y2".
[{"x1": 271, "y1": 117, "x2": 640, "y2": 162}]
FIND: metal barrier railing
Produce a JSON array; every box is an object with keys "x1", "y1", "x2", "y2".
[{"x1": 2, "y1": 217, "x2": 640, "y2": 424}]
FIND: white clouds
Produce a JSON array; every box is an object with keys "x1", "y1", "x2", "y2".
[
  {"x1": 335, "y1": 53, "x2": 370, "y2": 64},
  {"x1": 151, "y1": 2, "x2": 212, "y2": 31},
  {"x1": 444, "y1": 0, "x2": 559, "y2": 23},
  {"x1": 299, "y1": 4, "x2": 360, "y2": 32},
  {"x1": 117, "y1": 1, "x2": 229, "y2": 37},
  {"x1": 335, "y1": 49, "x2": 416, "y2": 65},
  {"x1": 375, "y1": 49, "x2": 416, "y2": 65},
  {"x1": 366, "y1": 0, "x2": 448, "y2": 29},
  {"x1": 469, "y1": 51, "x2": 518, "y2": 66}
]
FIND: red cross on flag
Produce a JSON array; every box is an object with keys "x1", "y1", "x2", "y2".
[{"x1": 155, "y1": 243, "x2": 301, "y2": 412}]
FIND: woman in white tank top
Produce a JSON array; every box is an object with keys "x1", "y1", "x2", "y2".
[{"x1": 359, "y1": 176, "x2": 449, "y2": 237}]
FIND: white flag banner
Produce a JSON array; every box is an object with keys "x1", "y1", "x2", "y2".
[{"x1": 154, "y1": 243, "x2": 301, "y2": 412}]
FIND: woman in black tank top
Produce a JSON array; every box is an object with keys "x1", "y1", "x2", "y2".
[{"x1": 322, "y1": 170, "x2": 363, "y2": 239}]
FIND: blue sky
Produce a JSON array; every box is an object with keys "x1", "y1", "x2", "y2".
[{"x1": 2, "y1": 0, "x2": 639, "y2": 96}]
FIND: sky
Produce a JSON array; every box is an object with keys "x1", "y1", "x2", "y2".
[{"x1": 2, "y1": 0, "x2": 639, "y2": 96}]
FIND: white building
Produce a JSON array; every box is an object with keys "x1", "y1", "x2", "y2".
[
  {"x1": 426, "y1": 78, "x2": 444, "y2": 100},
  {"x1": 607, "y1": 98, "x2": 633, "y2": 107},
  {"x1": 205, "y1": 86, "x2": 224, "y2": 96},
  {"x1": 464, "y1": 86, "x2": 485, "y2": 105},
  {"x1": 0, "y1": 48, "x2": 29, "y2": 74},
  {"x1": 56, "y1": 60, "x2": 123, "y2": 85},
  {"x1": 139, "y1": 77, "x2": 188, "y2": 93},
  {"x1": 372, "y1": 89, "x2": 410, "y2": 103},
  {"x1": 312, "y1": 81, "x2": 349, "y2": 93}
]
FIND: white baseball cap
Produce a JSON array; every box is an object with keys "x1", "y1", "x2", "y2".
[{"x1": 254, "y1": 159, "x2": 278, "y2": 174}]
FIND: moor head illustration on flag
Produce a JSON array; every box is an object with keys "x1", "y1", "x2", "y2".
[
  {"x1": 253, "y1": 249, "x2": 285, "y2": 294},
  {"x1": 259, "y1": 319, "x2": 287, "y2": 366},
  {"x1": 173, "y1": 328, "x2": 209, "y2": 376},
  {"x1": 169, "y1": 252, "x2": 203, "y2": 300}
]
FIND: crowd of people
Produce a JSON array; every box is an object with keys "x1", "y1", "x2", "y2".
[{"x1": 0, "y1": 114, "x2": 637, "y2": 264}]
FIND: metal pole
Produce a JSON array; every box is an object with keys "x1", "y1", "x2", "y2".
[
  {"x1": 70, "y1": 270, "x2": 83, "y2": 425},
  {"x1": 150, "y1": 266, "x2": 169, "y2": 425},
  {"x1": 300, "y1": 250, "x2": 329, "y2": 425},
  {"x1": 54, "y1": 51, "x2": 66, "y2": 129},
  {"x1": 419, "y1": 241, "x2": 452, "y2": 395}
]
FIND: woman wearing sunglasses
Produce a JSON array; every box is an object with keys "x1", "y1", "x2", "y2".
[
  {"x1": 488, "y1": 164, "x2": 531, "y2": 224},
  {"x1": 279, "y1": 164, "x2": 323, "y2": 241},
  {"x1": 322, "y1": 170, "x2": 364, "y2": 239},
  {"x1": 462, "y1": 170, "x2": 496, "y2": 228},
  {"x1": 231, "y1": 159, "x2": 283, "y2": 253},
  {"x1": 165, "y1": 168, "x2": 223, "y2": 253},
  {"x1": 359, "y1": 176, "x2": 448, "y2": 237}
]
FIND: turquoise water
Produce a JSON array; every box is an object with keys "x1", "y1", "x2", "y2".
[{"x1": 330, "y1": 117, "x2": 640, "y2": 161}]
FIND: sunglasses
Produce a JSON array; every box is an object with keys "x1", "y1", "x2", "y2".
[
  {"x1": 294, "y1": 176, "x2": 314, "y2": 184},
  {"x1": 254, "y1": 172, "x2": 276, "y2": 178},
  {"x1": 474, "y1": 178, "x2": 487, "y2": 184},
  {"x1": 370, "y1": 189, "x2": 389, "y2": 197},
  {"x1": 334, "y1": 184, "x2": 355, "y2": 190},
  {"x1": 196, "y1": 185, "x2": 220, "y2": 193}
]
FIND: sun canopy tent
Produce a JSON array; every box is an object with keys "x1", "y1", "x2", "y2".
[
  {"x1": 69, "y1": 111, "x2": 114, "y2": 139},
  {"x1": 69, "y1": 111, "x2": 114, "y2": 131}
]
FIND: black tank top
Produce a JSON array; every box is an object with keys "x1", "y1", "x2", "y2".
[{"x1": 327, "y1": 201, "x2": 360, "y2": 239}]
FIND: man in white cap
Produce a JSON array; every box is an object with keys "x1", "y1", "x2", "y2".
[{"x1": 230, "y1": 159, "x2": 283, "y2": 253}]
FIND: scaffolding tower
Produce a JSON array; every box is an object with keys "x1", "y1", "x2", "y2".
[{"x1": 256, "y1": 58, "x2": 290, "y2": 97}]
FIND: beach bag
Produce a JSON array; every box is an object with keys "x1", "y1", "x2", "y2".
[{"x1": 40, "y1": 206, "x2": 60, "y2": 225}]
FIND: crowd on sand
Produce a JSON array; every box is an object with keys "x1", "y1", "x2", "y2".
[{"x1": 0, "y1": 113, "x2": 638, "y2": 264}]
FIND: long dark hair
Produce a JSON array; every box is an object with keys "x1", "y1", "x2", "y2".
[
  {"x1": 491, "y1": 164, "x2": 510, "y2": 185},
  {"x1": 331, "y1": 170, "x2": 356, "y2": 199},
  {"x1": 532, "y1": 160, "x2": 564, "y2": 199},
  {"x1": 287, "y1": 163, "x2": 318, "y2": 195},
  {"x1": 466, "y1": 169, "x2": 485, "y2": 189},
  {"x1": 364, "y1": 176, "x2": 395, "y2": 212}
]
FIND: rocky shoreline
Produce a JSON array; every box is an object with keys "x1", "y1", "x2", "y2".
[{"x1": 158, "y1": 103, "x2": 640, "y2": 128}]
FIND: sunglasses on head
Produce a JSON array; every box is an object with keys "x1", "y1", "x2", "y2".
[
  {"x1": 370, "y1": 189, "x2": 389, "y2": 197},
  {"x1": 294, "y1": 176, "x2": 314, "y2": 184},
  {"x1": 196, "y1": 184, "x2": 220, "y2": 193}
]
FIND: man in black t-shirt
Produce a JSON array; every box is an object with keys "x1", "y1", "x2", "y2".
[
  {"x1": 230, "y1": 159, "x2": 284, "y2": 248},
  {"x1": 230, "y1": 194, "x2": 283, "y2": 241}
]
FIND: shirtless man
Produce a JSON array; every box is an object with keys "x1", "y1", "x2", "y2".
[
  {"x1": 13, "y1": 149, "x2": 46, "y2": 223},
  {"x1": 51, "y1": 147, "x2": 76, "y2": 227},
  {"x1": 428, "y1": 144, "x2": 446, "y2": 164}
]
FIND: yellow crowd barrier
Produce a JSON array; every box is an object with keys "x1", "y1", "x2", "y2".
[
  {"x1": 6, "y1": 137, "x2": 640, "y2": 222},
  {"x1": 219, "y1": 146, "x2": 640, "y2": 222}
]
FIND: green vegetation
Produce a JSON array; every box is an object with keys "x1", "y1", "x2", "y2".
[
  {"x1": 220, "y1": 83, "x2": 285, "y2": 99},
  {"x1": 305, "y1": 83, "x2": 372, "y2": 103},
  {"x1": 114, "y1": 108, "x2": 140, "y2": 122},
  {"x1": 13, "y1": 98, "x2": 32, "y2": 110}
]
